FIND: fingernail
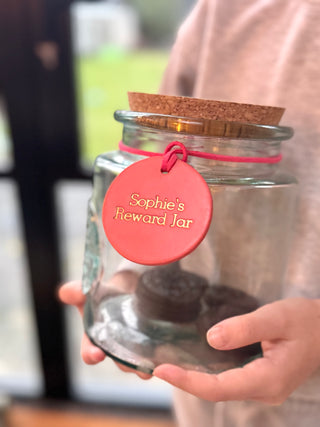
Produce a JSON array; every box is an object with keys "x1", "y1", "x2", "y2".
[{"x1": 207, "y1": 325, "x2": 226, "y2": 348}]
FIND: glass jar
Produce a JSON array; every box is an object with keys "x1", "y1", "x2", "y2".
[{"x1": 82, "y1": 111, "x2": 297, "y2": 374}]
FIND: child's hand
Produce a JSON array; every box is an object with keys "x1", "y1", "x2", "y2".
[
  {"x1": 58, "y1": 280, "x2": 152, "y2": 380},
  {"x1": 154, "y1": 298, "x2": 320, "y2": 404}
]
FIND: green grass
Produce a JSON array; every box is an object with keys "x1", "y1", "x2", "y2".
[{"x1": 75, "y1": 48, "x2": 169, "y2": 163}]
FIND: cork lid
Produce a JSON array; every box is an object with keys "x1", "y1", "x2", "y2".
[{"x1": 128, "y1": 92, "x2": 284, "y2": 126}]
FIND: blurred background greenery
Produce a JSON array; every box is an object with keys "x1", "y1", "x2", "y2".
[
  {"x1": 74, "y1": 0, "x2": 195, "y2": 164},
  {"x1": 76, "y1": 48, "x2": 168, "y2": 162}
]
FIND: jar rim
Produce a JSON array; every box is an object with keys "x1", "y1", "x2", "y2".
[{"x1": 114, "y1": 110, "x2": 293, "y2": 141}]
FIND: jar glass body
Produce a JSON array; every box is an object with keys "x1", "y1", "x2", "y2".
[{"x1": 82, "y1": 111, "x2": 297, "y2": 374}]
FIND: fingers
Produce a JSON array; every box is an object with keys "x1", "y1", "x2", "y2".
[
  {"x1": 81, "y1": 333, "x2": 152, "y2": 379},
  {"x1": 80, "y1": 331, "x2": 153, "y2": 380},
  {"x1": 81, "y1": 333, "x2": 106, "y2": 365},
  {"x1": 59, "y1": 283, "x2": 105, "y2": 365},
  {"x1": 137, "y1": 372, "x2": 153, "y2": 380},
  {"x1": 207, "y1": 301, "x2": 288, "y2": 350},
  {"x1": 58, "y1": 281, "x2": 86, "y2": 314},
  {"x1": 59, "y1": 281, "x2": 152, "y2": 380},
  {"x1": 114, "y1": 362, "x2": 152, "y2": 380},
  {"x1": 154, "y1": 356, "x2": 283, "y2": 403}
]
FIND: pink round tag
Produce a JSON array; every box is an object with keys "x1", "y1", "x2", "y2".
[{"x1": 102, "y1": 156, "x2": 212, "y2": 265}]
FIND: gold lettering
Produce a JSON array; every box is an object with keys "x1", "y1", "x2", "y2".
[
  {"x1": 132, "y1": 213, "x2": 143, "y2": 221},
  {"x1": 137, "y1": 198, "x2": 147, "y2": 208},
  {"x1": 185, "y1": 219, "x2": 193, "y2": 228},
  {"x1": 143, "y1": 215, "x2": 152, "y2": 224},
  {"x1": 124, "y1": 212, "x2": 132, "y2": 221},
  {"x1": 156, "y1": 213, "x2": 167, "y2": 225},
  {"x1": 176, "y1": 218, "x2": 193, "y2": 228},
  {"x1": 154, "y1": 195, "x2": 164, "y2": 209},
  {"x1": 114, "y1": 206, "x2": 124, "y2": 220},
  {"x1": 129, "y1": 193, "x2": 140, "y2": 207},
  {"x1": 166, "y1": 201, "x2": 175, "y2": 211},
  {"x1": 178, "y1": 202, "x2": 185, "y2": 212},
  {"x1": 170, "y1": 213, "x2": 177, "y2": 228},
  {"x1": 170, "y1": 213, "x2": 193, "y2": 229},
  {"x1": 146, "y1": 198, "x2": 155, "y2": 210}
]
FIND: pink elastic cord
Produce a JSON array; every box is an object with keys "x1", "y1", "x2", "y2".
[
  {"x1": 161, "y1": 141, "x2": 188, "y2": 172},
  {"x1": 118, "y1": 140, "x2": 282, "y2": 165}
]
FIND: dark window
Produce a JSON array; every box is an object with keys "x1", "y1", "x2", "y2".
[{"x1": 0, "y1": 0, "x2": 194, "y2": 406}]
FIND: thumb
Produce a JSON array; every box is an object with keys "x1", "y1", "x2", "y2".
[{"x1": 206, "y1": 301, "x2": 287, "y2": 350}]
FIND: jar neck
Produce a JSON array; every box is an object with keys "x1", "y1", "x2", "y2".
[{"x1": 121, "y1": 123, "x2": 283, "y2": 179}]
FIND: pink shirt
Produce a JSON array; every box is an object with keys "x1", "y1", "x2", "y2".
[
  {"x1": 159, "y1": 0, "x2": 320, "y2": 418},
  {"x1": 161, "y1": 0, "x2": 320, "y2": 302}
]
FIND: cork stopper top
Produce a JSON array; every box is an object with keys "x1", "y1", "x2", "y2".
[{"x1": 128, "y1": 92, "x2": 284, "y2": 126}]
